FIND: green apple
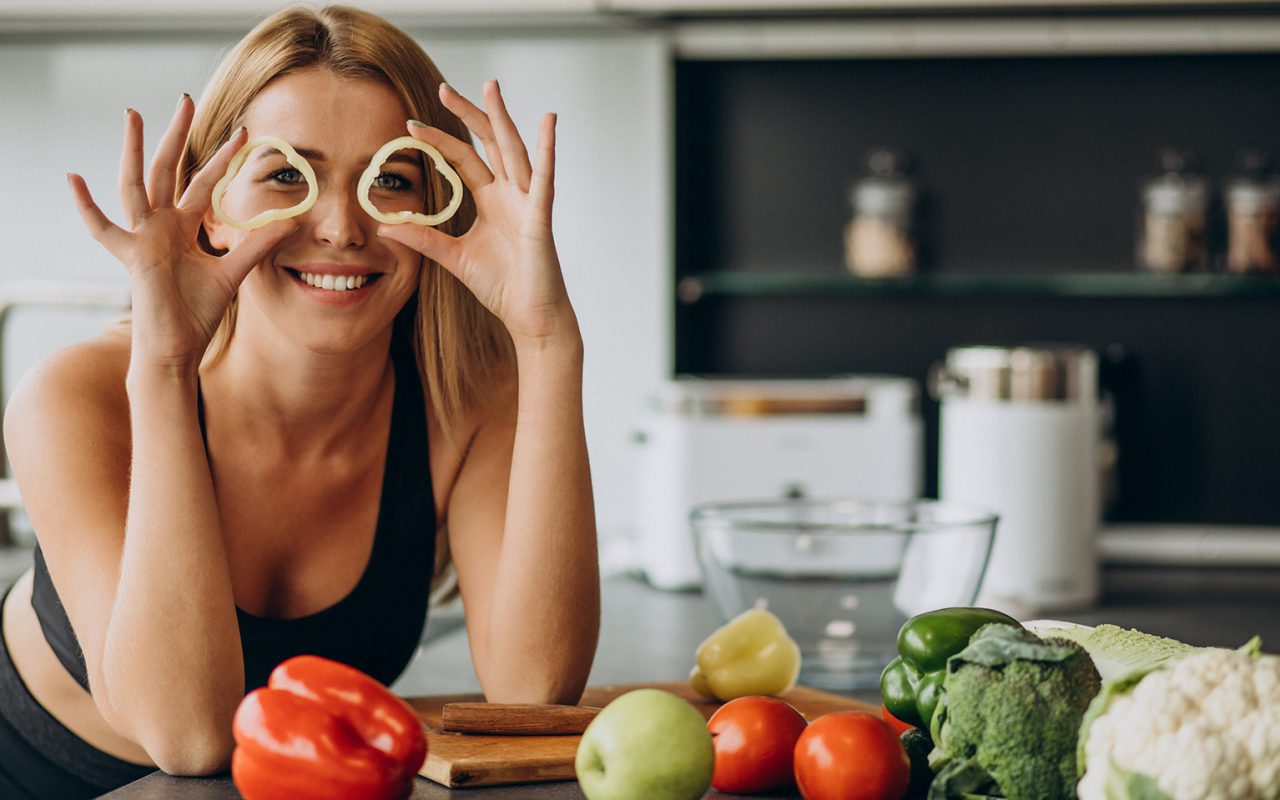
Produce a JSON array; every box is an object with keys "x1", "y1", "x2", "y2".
[{"x1": 575, "y1": 689, "x2": 714, "y2": 800}]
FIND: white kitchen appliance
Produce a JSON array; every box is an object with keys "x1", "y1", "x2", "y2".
[
  {"x1": 633, "y1": 376, "x2": 923, "y2": 590},
  {"x1": 935, "y1": 344, "x2": 1101, "y2": 614}
]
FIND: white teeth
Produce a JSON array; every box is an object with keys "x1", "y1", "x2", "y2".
[{"x1": 296, "y1": 272, "x2": 369, "y2": 291}]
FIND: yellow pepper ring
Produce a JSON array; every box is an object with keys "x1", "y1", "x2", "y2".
[
  {"x1": 358, "y1": 136, "x2": 463, "y2": 227},
  {"x1": 210, "y1": 136, "x2": 318, "y2": 231}
]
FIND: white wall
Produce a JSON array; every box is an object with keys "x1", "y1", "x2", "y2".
[{"x1": 0, "y1": 22, "x2": 672, "y2": 544}]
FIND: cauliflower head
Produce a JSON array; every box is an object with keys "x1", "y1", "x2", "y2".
[{"x1": 1078, "y1": 647, "x2": 1280, "y2": 800}]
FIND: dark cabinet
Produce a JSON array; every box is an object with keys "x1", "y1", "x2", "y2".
[{"x1": 674, "y1": 41, "x2": 1280, "y2": 523}]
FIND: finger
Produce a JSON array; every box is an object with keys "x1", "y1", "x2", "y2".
[
  {"x1": 406, "y1": 121, "x2": 494, "y2": 192},
  {"x1": 376, "y1": 223, "x2": 461, "y2": 274},
  {"x1": 482, "y1": 80, "x2": 532, "y2": 192},
  {"x1": 439, "y1": 82, "x2": 507, "y2": 182},
  {"x1": 147, "y1": 93, "x2": 195, "y2": 209},
  {"x1": 219, "y1": 218, "x2": 299, "y2": 287},
  {"x1": 118, "y1": 109, "x2": 150, "y2": 228},
  {"x1": 528, "y1": 113, "x2": 556, "y2": 216},
  {"x1": 68, "y1": 173, "x2": 133, "y2": 263},
  {"x1": 178, "y1": 126, "x2": 247, "y2": 212}
]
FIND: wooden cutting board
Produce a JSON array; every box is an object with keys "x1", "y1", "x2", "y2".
[{"x1": 405, "y1": 682, "x2": 879, "y2": 788}]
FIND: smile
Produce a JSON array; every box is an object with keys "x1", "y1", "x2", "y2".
[
  {"x1": 300, "y1": 272, "x2": 369, "y2": 291},
  {"x1": 284, "y1": 267, "x2": 384, "y2": 295}
]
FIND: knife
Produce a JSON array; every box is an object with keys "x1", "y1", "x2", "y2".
[{"x1": 440, "y1": 703, "x2": 602, "y2": 735}]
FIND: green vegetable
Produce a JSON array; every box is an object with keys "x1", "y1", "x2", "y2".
[
  {"x1": 928, "y1": 623, "x2": 1101, "y2": 800},
  {"x1": 880, "y1": 607, "x2": 1020, "y2": 730},
  {"x1": 1103, "y1": 761, "x2": 1174, "y2": 800},
  {"x1": 1073, "y1": 654, "x2": 1157, "y2": 780},
  {"x1": 1022, "y1": 621, "x2": 1198, "y2": 683},
  {"x1": 900, "y1": 728, "x2": 935, "y2": 799},
  {"x1": 927, "y1": 756, "x2": 1000, "y2": 800}
]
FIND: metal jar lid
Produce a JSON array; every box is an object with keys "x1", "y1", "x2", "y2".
[{"x1": 930, "y1": 345, "x2": 1097, "y2": 405}]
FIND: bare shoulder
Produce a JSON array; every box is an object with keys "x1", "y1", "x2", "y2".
[
  {"x1": 4, "y1": 327, "x2": 132, "y2": 474},
  {"x1": 435, "y1": 368, "x2": 518, "y2": 451},
  {"x1": 427, "y1": 369, "x2": 517, "y2": 517},
  {"x1": 467, "y1": 369, "x2": 518, "y2": 450}
]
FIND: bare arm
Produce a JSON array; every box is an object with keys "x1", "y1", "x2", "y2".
[
  {"x1": 379, "y1": 81, "x2": 600, "y2": 702},
  {"x1": 111, "y1": 367, "x2": 243, "y2": 767},
  {"x1": 447, "y1": 335, "x2": 599, "y2": 703},
  {"x1": 8, "y1": 344, "x2": 243, "y2": 774},
  {"x1": 17, "y1": 97, "x2": 295, "y2": 774}
]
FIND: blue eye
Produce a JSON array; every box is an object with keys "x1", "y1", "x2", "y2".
[
  {"x1": 268, "y1": 167, "x2": 306, "y2": 186},
  {"x1": 373, "y1": 172, "x2": 412, "y2": 192}
]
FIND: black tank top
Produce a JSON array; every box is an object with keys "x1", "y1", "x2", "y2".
[{"x1": 30, "y1": 333, "x2": 436, "y2": 693}]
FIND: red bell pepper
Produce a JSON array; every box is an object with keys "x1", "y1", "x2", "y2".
[{"x1": 232, "y1": 655, "x2": 428, "y2": 800}]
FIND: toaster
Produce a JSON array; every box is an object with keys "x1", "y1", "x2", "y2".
[{"x1": 632, "y1": 375, "x2": 923, "y2": 590}]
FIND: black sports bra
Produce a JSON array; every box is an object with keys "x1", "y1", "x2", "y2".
[{"x1": 30, "y1": 333, "x2": 436, "y2": 692}]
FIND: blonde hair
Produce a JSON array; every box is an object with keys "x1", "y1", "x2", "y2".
[{"x1": 178, "y1": 5, "x2": 513, "y2": 597}]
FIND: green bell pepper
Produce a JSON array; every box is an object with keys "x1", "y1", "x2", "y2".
[{"x1": 879, "y1": 607, "x2": 1020, "y2": 730}]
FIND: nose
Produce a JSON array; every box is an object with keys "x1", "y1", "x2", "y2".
[{"x1": 308, "y1": 183, "x2": 368, "y2": 250}]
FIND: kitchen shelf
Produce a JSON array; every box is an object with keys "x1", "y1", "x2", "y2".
[{"x1": 676, "y1": 270, "x2": 1280, "y2": 303}]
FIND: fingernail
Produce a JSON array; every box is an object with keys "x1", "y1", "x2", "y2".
[
  {"x1": 233, "y1": 125, "x2": 246, "y2": 139},
  {"x1": 125, "y1": 107, "x2": 134, "y2": 119},
  {"x1": 409, "y1": 119, "x2": 429, "y2": 128},
  {"x1": 177, "y1": 92, "x2": 189, "y2": 110},
  {"x1": 440, "y1": 82, "x2": 456, "y2": 95}
]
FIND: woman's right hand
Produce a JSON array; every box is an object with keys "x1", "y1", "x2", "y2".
[{"x1": 68, "y1": 94, "x2": 297, "y2": 378}]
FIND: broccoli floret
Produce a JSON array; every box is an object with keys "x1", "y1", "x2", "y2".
[
  {"x1": 900, "y1": 727, "x2": 935, "y2": 799},
  {"x1": 931, "y1": 623, "x2": 1101, "y2": 800}
]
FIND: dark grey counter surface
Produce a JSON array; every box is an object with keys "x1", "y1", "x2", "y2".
[{"x1": 103, "y1": 567, "x2": 1280, "y2": 800}]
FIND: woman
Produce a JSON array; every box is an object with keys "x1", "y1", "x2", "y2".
[{"x1": 0, "y1": 6, "x2": 600, "y2": 796}]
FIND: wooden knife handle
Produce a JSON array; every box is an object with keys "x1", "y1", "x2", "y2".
[{"x1": 440, "y1": 703, "x2": 602, "y2": 735}]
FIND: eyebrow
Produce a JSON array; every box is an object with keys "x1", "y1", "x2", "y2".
[{"x1": 251, "y1": 146, "x2": 423, "y2": 168}]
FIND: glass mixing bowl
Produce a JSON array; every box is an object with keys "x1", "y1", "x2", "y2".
[{"x1": 691, "y1": 499, "x2": 998, "y2": 690}]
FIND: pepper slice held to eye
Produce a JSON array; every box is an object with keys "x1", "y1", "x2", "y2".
[
  {"x1": 690, "y1": 608, "x2": 802, "y2": 702},
  {"x1": 211, "y1": 135, "x2": 319, "y2": 230},
  {"x1": 358, "y1": 136, "x2": 463, "y2": 227},
  {"x1": 231, "y1": 655, "x2": 427, "y2": 800}
]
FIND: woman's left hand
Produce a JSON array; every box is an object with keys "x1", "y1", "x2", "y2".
[{"x1": 376, "y1": 80, "x2": 577, "y2": 349}]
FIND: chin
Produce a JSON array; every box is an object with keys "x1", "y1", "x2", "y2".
[
  {"x1": 236, "y1": 280, "x2": 409, "y2": 358},
  {"x1": 271, "y1": 316, "x2": 391, "y2": 357},
  {"x1": 306, "y1": 329, "x2": 389, "y2": 357}
]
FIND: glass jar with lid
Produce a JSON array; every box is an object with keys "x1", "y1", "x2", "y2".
[
  {"x1": 1225, "y1": 148, "x2": 1279, "y2": 275},
  {"x1": 1136, "y1": 148, "x2": 1208, "y2": 273},
  {"x1": 844, "y1": 148, "x2": 916, "y2": 278}
]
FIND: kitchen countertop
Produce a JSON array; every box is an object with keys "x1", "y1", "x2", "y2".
[{"x1": 104, "y1": 565, "x2": 1280, "y2": 799}]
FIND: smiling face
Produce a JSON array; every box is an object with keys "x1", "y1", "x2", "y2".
[{"x1": 206, "y1": 67, "x2": 428, "y2": 355}]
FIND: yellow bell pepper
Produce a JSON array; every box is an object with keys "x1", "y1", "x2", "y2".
[{"x1": 690, "y1": 608, "x2": 802, "y2": 701}]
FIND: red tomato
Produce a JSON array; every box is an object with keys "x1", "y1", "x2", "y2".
[
  {"x1": 707, "y1": 696, "x2": 809, "y2": 794},
  {"x1": 881, "y1": 703, "x2": 915, "y2": 736},
  {"x1": 793, "y1": 711, "x2": 910, "y2": 800}
]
